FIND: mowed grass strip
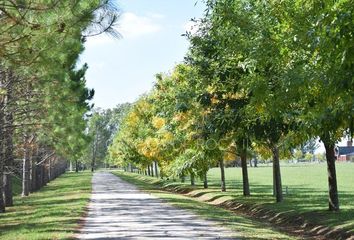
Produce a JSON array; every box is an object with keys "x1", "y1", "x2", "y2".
[
  {"x1": 112, "y1": 170, "x2": 298, "y2": 240},
  {"x1": 206, "y1": 163, "x2": 354, "y2": 232},
  {"x1": 113, "y1": 162, "x2": 354, "y2": 236},
  {"x1": 0, "y1": 172, "x2": 92, "y2": 240}
]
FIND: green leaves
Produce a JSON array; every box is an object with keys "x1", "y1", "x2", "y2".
[
  {"x1": 0, "y1": 0, "x2": 121, "y2": 165},
  {"x1": 108, "y1": 1, "x2": 353, "y2": 192}
]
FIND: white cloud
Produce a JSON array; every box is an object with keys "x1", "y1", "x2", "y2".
[
  {"x1": 118, "y1": 12, "x2": 162, "y2": 39},
  {"x1": 85, "y1": 12, "x2": 163, "y2": 46},
  {"x1": 147, "y1": 13, "x2": 165, "y2": 19}
]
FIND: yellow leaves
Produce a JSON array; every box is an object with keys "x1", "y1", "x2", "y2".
[
  {"x1": 206, "y1": 85, "x2": 217, "y2": 94},
  {"x1": 138, "y1": 137, "x2": 160, "y2": 159},
  {"x1": 173, "y1": 112, "x2": 187, "y2": 122},
  {"x1": 211, "y1": 96, "x2": 220, "y2": 104},
  {"x1": 225, "y1": 103, "x2": 230, "y2": 110},
  {"x1": 152, "y1": 116, "x2": 166, "y2": 129},
  {"x1": 171, "y1": 64, "x2": 192, "y2": 83},
  {"x1": 253, "y1": 143, "x2": 272, "y2": 159},
  {"x1": 222, "y1": 91, "x2": 246, "y2": 100},
  {"x1": 223, "y1": 143, "x2": 237, "y2": 162},
  {"x1": 0, "y1": 88, "x2": 7, "y2": 96},
  {"x1": 202, "y1": 108, "x2": 211, "y2": 116},
  {"x1": 126, "y1": 111, "x2": 139, "y2": 127},
  {"x1": 256, "y1": 103, "x2": 265, "y2": 114},
  {"x1": 162, "y1": 131, "x2": 173, "y2": 141},
  {"x1": 308, "y1": 84, "x2": 321, "y2": 97},
  {"x1": 125, "y1": 99, "x2": 152, "y2": 129},
  {"x1": 136, "y1": 99, "x2": 150, "y2": 110},
  {"x1": 210, "y1": 90, "x2": 248, "y2": 106},
  {"x1": 224, "y1": 151, "x2": 237, "y2": 162}
]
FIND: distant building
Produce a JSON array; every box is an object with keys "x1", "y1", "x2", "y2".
[{"x1": 336, "y1": 141, "x2": 354, "y2": 161}]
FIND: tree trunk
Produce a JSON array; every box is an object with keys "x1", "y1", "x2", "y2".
[
  {"x1": 154, "y1": 161, "x2": 159, "y2": 178},
  {"x1": 219, "y1": 159, "x2": 226, "y2": 192},
  {"x1": 91, "y1": 140, "x2": 96, "y2": 173},
  {"x1": 241, "y1": 151, "x2": 250, "y2": 196},
  {"x1": 324, "y1": 142, "x2": 339, "y2": 211},
  {"x1": 3, "y1": 173, "x2": 12, "y2": 207},
  {"x1": 3, "y1": 70, "x2": 14, "y2": 206},
  {"x1": 203, "y1": 172, "x2": 208, "y2": 189},
  {"x1": 48, "y1": 157, "x2": 52, "y2": 181},
  {"x1": 190, "y1": 173, "x2": 195, "y2": 186},
  {"x1": 273, "y1": 173, "x2": 276, "y2": 196},
  {"x1": 42, "y1": 164, "x2": 47, "y2": 186},
  {"x1": 30, "y1": 147, "x2": 38, "y2": 192},
  {"x1": 147, "y1": 165, "x2": 151, "y2": 176},
  {"x1": 75, "y1": 160, "x2": 79, "y2": 173},
  {"x1": 272, "y1": 145, "x2": 283, "y2": 202},
  {"x1": 30, "y1": 157, "x2": 36, "y2": 192},
  {"x1": 0, "y1": 118, "x2": 5, "y2": 212},
  {"x1": 22, "y1": 136, "x2": 31, "y2": 197},
  {"x1": 254, "y1": 156, "x2": 258, "y2": 167},
  {"x1": 0, "y1": 164, "x2": 4, "y2": 212},
  {"x1": 0, "y1": 68, "x2": 6, "y2": 212},
  {"x1": 150, "y1": 164, "x2": 154, "y2": 177},
  {"x1": 3, "y1": 127, "x2": 14, "y2": 206},
  {"x1": 91, "y1": 158, "x2": 95, "y2": 172},
  {"x1": 36, "y1": 158, "x2": 42, "y2": 190}
]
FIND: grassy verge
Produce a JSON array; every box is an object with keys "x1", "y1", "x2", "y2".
[
  {"x1": 112, "y1": 170, "x2": 298, "y2": 240},
  {"x1": 136, "y1": 163, "x2": 354, "y2": 234},
  {"x1": 112, "y1": 163, "x2": 354, "y2": 239},
  {"x1": 204, "y1": 163, "x2": 354, "y2": 234},
  {"x1": 0, "y1": 172, "x2": 92, "y2": 240}
]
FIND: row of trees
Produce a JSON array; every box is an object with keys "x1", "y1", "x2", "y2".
[
  {"x1": 0, "y1": 0, "x2": 119, "y2": 213},
  {"x1": 76, "y1": 104, "x2": 131, "y2": 172},
  {"x1": 109, "y1": 0, "x2": 353, "y2": 212}
]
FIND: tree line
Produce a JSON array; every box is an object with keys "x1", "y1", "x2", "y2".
[
  {"x1": 0, "y1": 0, "x2": 119, "y2": 213},
  {"x1": 76, "y1": 104, "x2": 131, "y2": 172},
  {"x1": 108, "y1": 0, "x2": 353, "y2": 212}
]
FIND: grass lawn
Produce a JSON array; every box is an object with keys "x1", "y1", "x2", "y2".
[
  {"x1": 114, "y1": 162, "x2": 354, "y2": 236},
  {"x1": 208, "y1": 162, "x2": 354, "y2": 232},
  {"x1": 112, "y1": 170, "x2": 298, "y2": 240},
  {"x1": 0, "y1": 172, "x2": 92, "y2": 240}
]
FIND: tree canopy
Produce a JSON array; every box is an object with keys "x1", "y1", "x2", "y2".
[{"x1": 108, "y1": 0, "x2": 353, "y2": 212}]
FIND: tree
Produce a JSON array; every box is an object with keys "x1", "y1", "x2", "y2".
[
  {"x1": 0, "y1": 0, "x2": 120, "y2": 212},
  {"x1": 107, "y1": 0, "x2": 353, "y2": 211},
  {"x1": 186, "y1": 0, "x2": 298, "y2": 201},
  {"x1": 85, "y1": 104, "x2": 132, "y2": 171},
  {"x1": 273, "y1": 0, "x2": 354, "y2": 211}
]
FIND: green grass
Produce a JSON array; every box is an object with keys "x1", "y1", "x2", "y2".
[
  {"x1": 112, "y1": 170, "x2": 298, "y2": 240},
  {"x1": 114, "y1": 162, "x2": 354, "y2": 236},
  {"x1": 0, "y1": 172, "x2": 92, "y2": 240},
  {"x1": 207, "y1": 163, "x2": 354, "y2": 231}
]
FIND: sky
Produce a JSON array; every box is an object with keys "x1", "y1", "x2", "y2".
[{"x1": 80, "y1": 0, "x2": 205, "y2": 109}]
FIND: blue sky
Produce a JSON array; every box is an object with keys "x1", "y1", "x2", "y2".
[{"x1": 80, "y1": 0, "x2": 205, "y2": 109}]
